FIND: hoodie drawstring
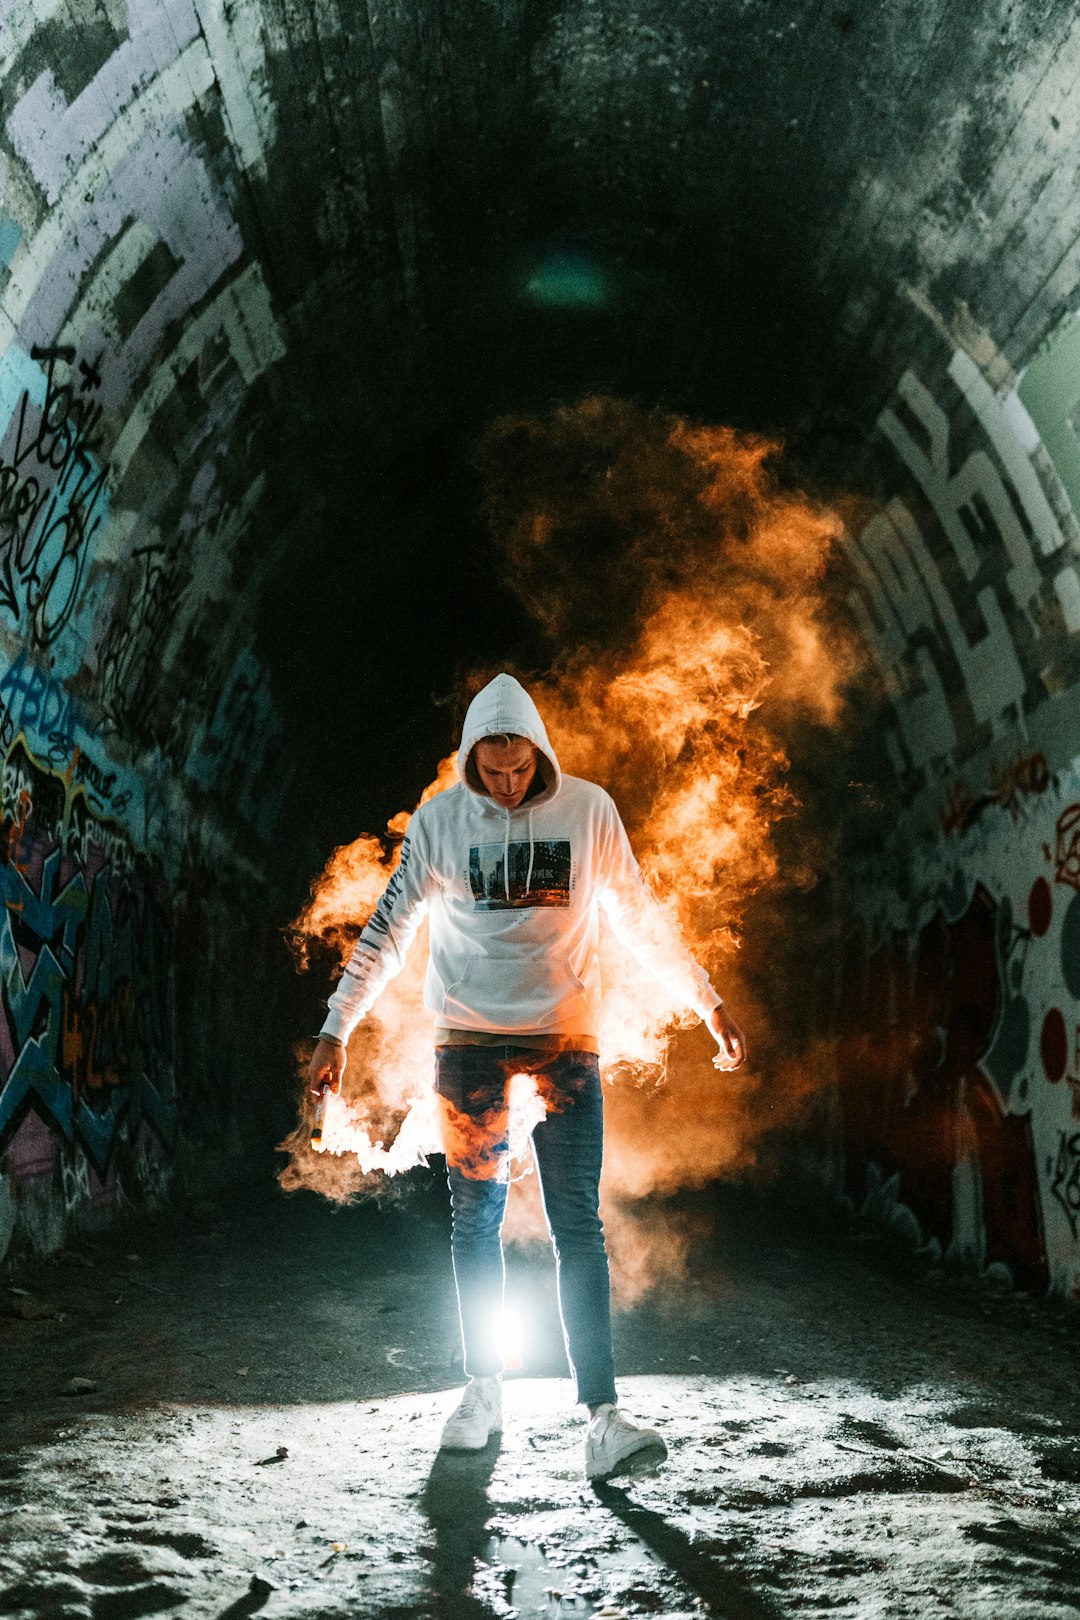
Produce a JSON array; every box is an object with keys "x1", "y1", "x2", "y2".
[
  {"x1": 503, "y1": 812, "x2": 511, "y2": 901},
  {"x1": 502, "y1": 807, "x2": 536, "y2": 901},
  {"x1": 525, "y1": 809, "x2": 535, "y2": 896}
]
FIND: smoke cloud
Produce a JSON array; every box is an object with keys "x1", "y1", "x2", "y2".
[{"x1": 280, "y1": 396, "x2": 858, "y2": 1298}]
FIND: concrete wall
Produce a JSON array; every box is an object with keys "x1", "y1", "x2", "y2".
[
  {"x1": 837, "y1": 312, "x2": 1080, "y2": 1296},
  {"x1": 0, "y1": 0, "x2": 292, "y2": 1258},
  {"x1": 821, "y1": 10, "x2": 1080, "y2": 1297}
]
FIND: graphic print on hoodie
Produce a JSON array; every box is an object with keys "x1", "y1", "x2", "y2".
[
  {"x1": 319, "y1": 672, "x2": 722, "y2": 1041},
  {"x1": 469, "y1": 839, "x2": 572, "y2": 909}
]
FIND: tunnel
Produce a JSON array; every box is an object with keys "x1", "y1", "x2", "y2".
[{"x1": 3, "y1": 0, "x2": 1080, "y2": 1615}]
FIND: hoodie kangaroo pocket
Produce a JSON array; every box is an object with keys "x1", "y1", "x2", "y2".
[
  {"x1": 438, "y1": 951, "x2": 588, "y2": 1029},
  {"x1": 563, "y1": 956, "x2": 586, "y2": 992},
  {"x1": 440, "y1": 956, "x2": 474, "y2": 1006}
]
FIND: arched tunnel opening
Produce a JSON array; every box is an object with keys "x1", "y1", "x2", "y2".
[{"x1": 3, "y1": 2, "x2": 1080, "y2": 1615}]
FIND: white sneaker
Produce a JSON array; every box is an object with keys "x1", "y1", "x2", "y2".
[
  {"x1": 584, "y1": 1403, "x2": 667, "y2": 1480},
  {"x1": 439, "y1": 1376, "x2": 503, "y2": 1451}
]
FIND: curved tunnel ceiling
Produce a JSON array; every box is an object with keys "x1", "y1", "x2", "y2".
[{"x1": 6, "y1": 0, "x2": 1078, "y2": 877}]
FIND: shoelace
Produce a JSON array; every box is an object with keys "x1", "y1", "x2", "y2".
[
  {"x1": 595, "y1": 1409, "x2": 642, "y2": 1441},
  {"x1": 458, "y1": 1382, "x2": 493, "y2": 1416}
]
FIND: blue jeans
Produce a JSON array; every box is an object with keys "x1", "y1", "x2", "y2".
[{"x1": 434, "y1": 1044, "x2": 617, "y2": 1409}]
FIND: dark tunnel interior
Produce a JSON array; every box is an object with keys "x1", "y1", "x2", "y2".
[
  {"x1": 3, "y1": 0, "x2": 1079, "y2": 1376},
  {"x1": 4, "y1": 1, "x2": 1080, "y2": 1612}
]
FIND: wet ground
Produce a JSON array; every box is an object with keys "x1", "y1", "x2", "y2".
[{"x1": 3, "y1": 1179, "x2": 1080, "y2": 1619}]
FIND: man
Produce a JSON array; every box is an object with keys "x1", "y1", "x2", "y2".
[{"x1": 308, "y1": 673, "x2": 745, "y2": 1480}]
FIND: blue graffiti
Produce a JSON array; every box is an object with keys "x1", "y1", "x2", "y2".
[
  {"x1": 0, "y1": 783, "x2": 176, "y2": 1175},
  {"x1": 0, "y1": 648, "x2": 78, "y2": 763},
  {"x1": 0, "y1": 343, "x2": 111, "y2": 652}
]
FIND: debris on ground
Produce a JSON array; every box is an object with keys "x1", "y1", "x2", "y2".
[{"x1": 1, "y1": 1192, "x2": 1078, "y2": 1618}]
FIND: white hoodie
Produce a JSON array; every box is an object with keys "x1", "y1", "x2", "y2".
[{"x1": 320, "y1": 673, "x2": 722, "y2": 1042}]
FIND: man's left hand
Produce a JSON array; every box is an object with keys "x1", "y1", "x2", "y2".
[{"x1": 708, "y1": 1004, "x2": 747, "y2": 1071}]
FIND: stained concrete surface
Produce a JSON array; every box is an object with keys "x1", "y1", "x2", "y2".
[{"x1": 2, "y1": 1185, "x2": 1080, "y2": 1619}]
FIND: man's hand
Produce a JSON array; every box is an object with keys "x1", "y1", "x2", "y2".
[
  {"x1": 308, "y1": 1037, "x2": 346, "y2": 1095},
  {"x1": 708, "y1": 1005, "x2": 746, "y2": 1071}
]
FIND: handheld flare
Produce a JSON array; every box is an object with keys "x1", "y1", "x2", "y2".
[{"x1": 311, "y1": 1083, "x2": 332, "y2": 1154}]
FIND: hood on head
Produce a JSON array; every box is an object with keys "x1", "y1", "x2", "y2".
[{"x1": 458, "y1": 673, "x2": 561, "y2": 806}]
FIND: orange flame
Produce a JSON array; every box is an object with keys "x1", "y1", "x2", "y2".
[{"x1": 279, "y1": 398, "x2": 856, "y2": 1296}]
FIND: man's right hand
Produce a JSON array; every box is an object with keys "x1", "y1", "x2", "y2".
[
  {"x1": 308, "y1": 1037, "x2": 347, "y2": 1095},
  {"x1": 708, "y1": 1004, "x2": 747, "y2": 1071}
]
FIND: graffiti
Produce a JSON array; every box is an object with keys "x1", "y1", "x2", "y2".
[
  {"x1": 838, "y1": 749, "x2": 1080, "y2": 1294},
  {"x1": 993, "y1": 753, "x2": 1053, "y2": 817},
  {"x1": 185, "y1": 646, "x2": 283, "y2": 834},
  {"x1": 97, "y1": 541, "x2": 190, "y2": 741},
  {"x1": 942, "y1": 753, "x2": 1053, "y2": 837},
  {"x1": 0, "y1": 346, "x2": 108, "y2": 647},
  {"x1": 1040, "y1": 1008, "x2": 1068, "y2": 1084},
  {"x1": 0, "y1": 743, "x2": 176, "y2": 1183},
  {"x1": 0, "y1": 648, "x2": 132, "y2": 822},
  {"x1": 65, "y1": 802, "x2": 132, "y2": 878},
  {"x1": 1, "y1": 757, "x2": 34, "y2": 822},
  {"x1": 0, "y1": 0, "x2": 287, "y2": 1267},
  {"x1": 837, "y1": 885, "x2": 1048, "y2": 1291},
  {"x1": 0, "y1": 647, "x2": 78, "y2": 766},
  {"x1": 1054, "y1": 805, "x2": 1080, "y2": 890},
  {"x1": 1050, "y1": 1131, "x2": 1080, "y2": 1238},
  {"x1": 0, "y1": 0, "x2": 286, "y2": 830},
  {"x1": 69, "y1": 747, "x2": 131, "y2": 817},
  {"x1": 848, "y1": 343, "x2": 1080, "y2": 786},
  {"x1": 1041, "y1": 1016, "x2": 1080, "y2": 1121},
  {"x1": 1028, "y1": 876, "x2": 1053, "y2": 937},
  {"x1": 59, "y1": 1137, "x2": 91, "y2": 1214},
  {"x1": 5, "y1": 785, "x2": 31, "y2": 918}
]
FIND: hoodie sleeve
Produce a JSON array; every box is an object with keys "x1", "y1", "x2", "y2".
[
  {"x1": 596, "y1": 793, "x2": 722, "y2": 1021},
  {"x1": 319, "y1": 817, "x2": 436, "y2": 1042}
]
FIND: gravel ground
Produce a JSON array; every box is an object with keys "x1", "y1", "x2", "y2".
[{"x1": 2, "y1": 1181, "x2": 1080, "y2": 1619}]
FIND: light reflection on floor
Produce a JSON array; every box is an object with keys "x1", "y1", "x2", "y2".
[{"x1": 4, "y1": 1372, "x2": 1080, "y2": 1618}]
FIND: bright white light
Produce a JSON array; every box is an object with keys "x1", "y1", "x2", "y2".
[
  {"x1": 486, "y1": 1302, "x2": 528, "y2": 1371},
  {"x1": 499, "y1": 1306, "x2": 524, "y2": 1371},
  {"x1": 507, "y1": 1073, "x2": 546, "y2": 1170}
]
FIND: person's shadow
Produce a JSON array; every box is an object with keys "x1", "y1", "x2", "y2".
[
  {"x1": 592, "y1": 1480, "x2": 780, "y2": 1619},
  {"x1": 421, "y1": 1439, "x2": 503, "y2": 1618}
]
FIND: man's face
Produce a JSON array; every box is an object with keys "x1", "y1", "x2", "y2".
[{"x1": 473, "y1": 738, "x2": 539, "y2": 810}]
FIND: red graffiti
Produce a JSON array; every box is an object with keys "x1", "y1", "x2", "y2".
[
  {"x1": 942, "y1": 753, "x2": 1052, "y2": 837},
  {"x1": 1028, "y1": 876, "x2": 1053, "y2": 937},
  {"x1": 837, "y1": 885, "x2": 1047, "y2": 1292},
  {"x1": 5, "y1": 785, "x2": 31, "y2": 914},
  {"x1": 1040, "y1": 1008, "x2": 1068, "y2": 1083},
  {"x1": 1054, "y1": 804, "x2": 1080, "y2": 891}
]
